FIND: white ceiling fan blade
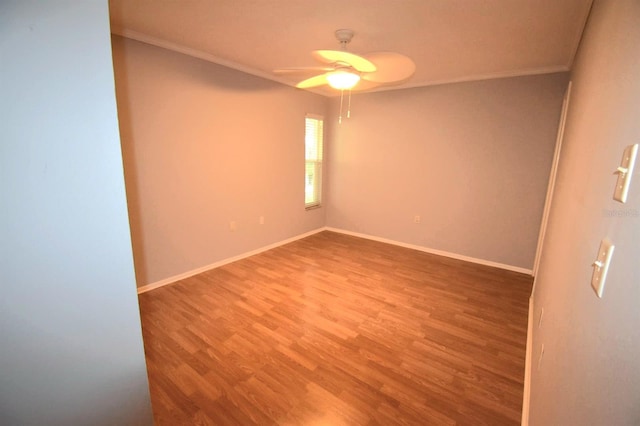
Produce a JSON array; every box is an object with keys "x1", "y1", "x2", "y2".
[
  {"x1": 361, "y1": 52, "x2": 415, "y2": 83},
  {"x1": 296, "y1": 74, "x2": 329, "y2": 89},
  {"x1": 273, "y1": 66, "x2": 334, "y2": 74},
  {"x1": 312, "y1": 50, "x2": 377, "y2": 73}
]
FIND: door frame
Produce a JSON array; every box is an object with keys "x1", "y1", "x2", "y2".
[{"x1": 532, "y1": 81, "x2": 572, "y2": 279}]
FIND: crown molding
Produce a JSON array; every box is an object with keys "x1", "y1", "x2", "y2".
[{"x1": 112, "y1": 27, "x2": 569, "y2": 98}]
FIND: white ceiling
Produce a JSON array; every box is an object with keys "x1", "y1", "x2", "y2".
[{"x1": 109, "y1": 0, "x2": 593, "y2": 96}]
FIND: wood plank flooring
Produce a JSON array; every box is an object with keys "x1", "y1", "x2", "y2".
[{"x1": 138, "y1": 231, "x2": 533, "y2": 425}]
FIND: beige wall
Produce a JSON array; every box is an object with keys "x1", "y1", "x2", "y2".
[
  {"x1": 112, "y1": 37, "x2": 327, "y2": 286},
  {"x1": 326, "y1": 74, "x2": 568, "y2": 269},
  {"x1": 114, "y1": 35, "x2": 568, "y2": 283},
  {"x1": 529, "y1": 0, "x2": 640, "y2": 424}
]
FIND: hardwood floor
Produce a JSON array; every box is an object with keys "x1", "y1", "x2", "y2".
[{"x1": 138, "y1": 231, "x2": 532, "y2": 425}]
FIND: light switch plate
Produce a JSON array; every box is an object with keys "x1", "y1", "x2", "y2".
[
  {"x1": 591, "y1": 238, "x2": 614, "y2": 298},
  {"x1": 613, "y1": 144, "x2": 638, "y2": 203}
]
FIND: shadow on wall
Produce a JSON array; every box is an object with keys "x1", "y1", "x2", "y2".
[{"x1": 112, "y1": 36, "x2": 149, "y2": 286}]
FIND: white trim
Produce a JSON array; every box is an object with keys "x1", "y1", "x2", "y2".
[
  {"x1": 111, "y1": 28, "x2": 302, "y2": 90},
  {"x1": 331, "y1": 65, "x2": 570, "y2": 97},
  {"x1": 136, "y1": 228, "x2": 325, "y2": 294},
  {"x1": 138, "y1": 226, "x2": 533, "y2": 294},
  {"x1": 324, "y1": 227, "x2": 533, "y2": 275},
  {"x1": 112, "y1": 28, "x2": 568, "y2": 98},
  {"x1": 305, "y1": 112, "x2": 324, "y2": 120},
  {"x1": 521, "y1": 296, "x2": 535, "y2": 426},
  {"x1": 533, "y1": 81, "x2": 572, "y2": 280}
]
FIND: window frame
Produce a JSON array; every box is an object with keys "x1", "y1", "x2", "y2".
[{"x1": 304, "y1": 114, "x2": 324, "y2": 209}]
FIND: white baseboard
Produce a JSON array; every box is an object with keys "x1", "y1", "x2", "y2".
[
  {"x1": 522, "y1": 296, "x2": 534, "y2": 426},
  {"x1": 138, "y1": 226, "x2": 532, "y2": 294},
  {"x1": 324, "y1": 227, "x2": 533, "y2": 275},
  {"x1": 137, "y1": 227, "x2": 325, "y2": 294}
]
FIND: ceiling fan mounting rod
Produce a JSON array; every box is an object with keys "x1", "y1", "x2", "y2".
[{"x1": 335, "y1": 29, "x2": 354, "y2": 50}]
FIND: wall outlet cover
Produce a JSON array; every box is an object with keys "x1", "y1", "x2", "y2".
[
  {"x1": 613, "y1": 143, "x2": 638, "y2": 203},
  {"x1": 591, "y1": 238, "x2": 614, "y2": 298}
]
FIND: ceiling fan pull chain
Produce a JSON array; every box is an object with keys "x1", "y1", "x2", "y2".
[
  {"x1": 338, "y1": 89, "x2": 344, "y2": 124},
  {"x1": 347, "y1": 89, "x2": 352, "y2": 118}
]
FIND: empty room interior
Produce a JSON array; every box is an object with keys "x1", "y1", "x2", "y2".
[{"x1": 2, "y1": 0, "x2": 640, "y2": 425}]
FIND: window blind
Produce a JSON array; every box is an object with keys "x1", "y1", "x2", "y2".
[{"x1": 305, "y1": 115, "x2": 323, "y2": 208}]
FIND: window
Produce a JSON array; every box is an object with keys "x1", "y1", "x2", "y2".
[{"x1": 305, "y1": 115, "x2": 323, "y2": 208}]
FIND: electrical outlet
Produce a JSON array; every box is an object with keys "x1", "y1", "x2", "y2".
[
  {"x1": 230, "y1": 221, "x2": 237, "y2": 232},
  {"x1": 414, "y1": 215, "x2": 421, "y2": 223}
]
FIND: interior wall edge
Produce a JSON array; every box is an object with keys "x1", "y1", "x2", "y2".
[{"x1": 521, "y1": 295, "x2": 535, "y2": 426}]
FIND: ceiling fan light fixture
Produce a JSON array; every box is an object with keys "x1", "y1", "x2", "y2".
[{"x1": 326, "y1": 70, "x2": 360, "y2": 90}]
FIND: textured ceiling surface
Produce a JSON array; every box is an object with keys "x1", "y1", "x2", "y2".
[{"x1": 109, "y1": 0, "x2": 592, "y2": 95}]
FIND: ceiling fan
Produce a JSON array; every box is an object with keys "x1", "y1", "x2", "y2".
[{"x1": 274, "y1": 29, "x2": 416, "y2": 92}]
